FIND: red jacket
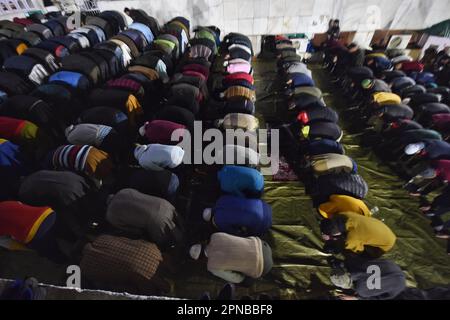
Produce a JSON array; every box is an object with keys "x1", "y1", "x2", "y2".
[
  {"x1": 182, "y1": 64, "x2": 210, "y2": 79},
  {"x1": 0, "y1": 117, "x2": 26, "y2": 141},
  {"x1": 0, "y1": 201, "x2": 54, "y2": 243},
  {"x1": 223, "y1": 73, "x2": 254, "y2": 85},
  {"x1": 142, "y1": 120, "x2": 186, "y2": 145},
  {"x1": 401, "y1": 61, "x2": 424, "y2": 73}
]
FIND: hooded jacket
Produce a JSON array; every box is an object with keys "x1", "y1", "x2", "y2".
[
  {"x1": 401, "y1": 85, "x2": 426, "y2": 98},
  {"x1": 0, "y1": 201, "x2": 54, "y2": 244},
  {"x1": 0, "y1": 139, "x2": 28, "y2": 191},
  {"x1": 297, "y1": 107, "x2": 339, "y2": 125},
  {"x1": 288, "y1": 73, "x2": 315, "y2": 87},
  {"x1": 226, "y1": 60, "x2": 252, "y2": 74},
  {"x1": 299, "y1": 121, "x2": 343, "y2": 141},
  {"x1": 106, "y1": 189, "x2": 183, "y2": 247},
  {"x1": 338, "y1": 211, "x2": 396, "y2": 255},
  {"x1": 316, "y1": 173, "x2": 369, "y2": 200},
  {"x1": 129, "y1": 22, "x2": 154, "y2": 44},
  {"x1": 120, "y1": 29, "x2": 147, "y2": 52},
  {"x1": 305, "y1": 139, "x2": 344, "y2": 156},
  {"x1": 18, "y1": 170, "x2": 90, "y2": 208},
  {"x1": 345, "y1": 257, "x2": 406, "y2": 300},
  {"x1": 49, "y1": 71, "x2": 90, "y2": 91},
  {"x1": 218, "y1": 165, "x2": 264, "y2": 198},
  {"x1": 107, "y1": 78, "x2": 144, "y2": 98},
  {"x1": 51, "y1": 145, "x2": 113, "y2": 179},
  {"x1": 374, "y1": 104, "x2": 414, "y2": 122},
  {"x1": 65, "y1": 124, "x2": 113, "y2": 148},
  {"x1": 140, "y1": 120, "x2": 186, "y2": 145},
  {"x1": 211, "y1": 195, "x2": 272, "y2": 237},
  {"x1": 319, "y1": 195, "x2": 371, "y2": 219},
  {"x1": 311, "y1": 153, "x2": 357, "y2": 175},
  {"x1": 134, "y1": 144, "x2": 184, "y2": 171},
  {"x1": 391, "y1": 77, "x2": 416, "y2": 93},
  {"x1": 112, "y1": 34, "x2": 140, "y2": 59},
  {"x1": 0, "y1": 117, "x2": 42, "y2": 148},
  {"x1": 80, "y1": 235, "x2": 164, "y2": 295},
  {"x1": 206, "y1": 233, "x2": 270, "y2": 280},
  {"x1": 190, "y1": 43, "x2": 213, "y2": 60},
  {"x1": 121, "y1": 168, "x2": 178, "y2": 199},
  {"x1": 372, "y1": 92, "x2": 402, "y2": 107}
]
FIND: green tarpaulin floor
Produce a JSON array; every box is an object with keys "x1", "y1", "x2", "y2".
[{"x1": 1, "y1": 59, "x2": 449, "y2": 300}]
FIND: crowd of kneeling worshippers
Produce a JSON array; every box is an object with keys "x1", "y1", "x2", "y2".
[
  {"x1": 0, "y1": 7, "x2": 449, "y2": 300},
  {"x1": 271, "y1": 35, "x2": 450, "y2": 300},
  {"x1": 0, "y1": 8, "x2": 276, "y2": 299}
]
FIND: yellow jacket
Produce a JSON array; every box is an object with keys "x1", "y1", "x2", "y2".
[
  {"x1": 318, "y1": 195, "x2": 371, "y2": 219},
  {"x1": 339, "y1": 211, "x2": 396, "y2": 254},
  {"x1": 366, "y1": 53, "x2": 388, "y2": 59},
  {"x1": 372, "y1": 92, "x2": 402, "y2": 106}
]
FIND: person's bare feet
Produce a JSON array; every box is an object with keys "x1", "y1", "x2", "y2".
[
  {"x1": 189, "y1": 244, "x2": 202, "y2": 260},
  {"x1": 203, "y1": 208, "x2": 212, "y2": 222}
]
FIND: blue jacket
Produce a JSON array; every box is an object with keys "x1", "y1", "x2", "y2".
[
  {"x1": 218, "y1": 165, "x2": 264, "y2": 197},
  {"x1": 129, "y1": 22, "x2": 154, "y2": 44},
  {"x1": 373, "y1": 57, "x2": 393, "y2": 71},
  {"x1": 49, "y1": 71, "x2": 90, "y2": 91},
  {"x1": 391, "y1": 76, "x2": 416, "y2": 92},
  {"x1": 412, "y1": 72, "x2": 436, "y2": 86},
  {"x1": 0, "y1": 139, "x2": 25, "y2": 171},
  {"x1": 0, "y1": 139, "x2": 27, "y2": 199},
  {"x1": 290, "y1": 73, "x2": 315, "y2": 87},
  {"x1": 213, "y1": 195, "x2": 272, "y2": 237}
]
